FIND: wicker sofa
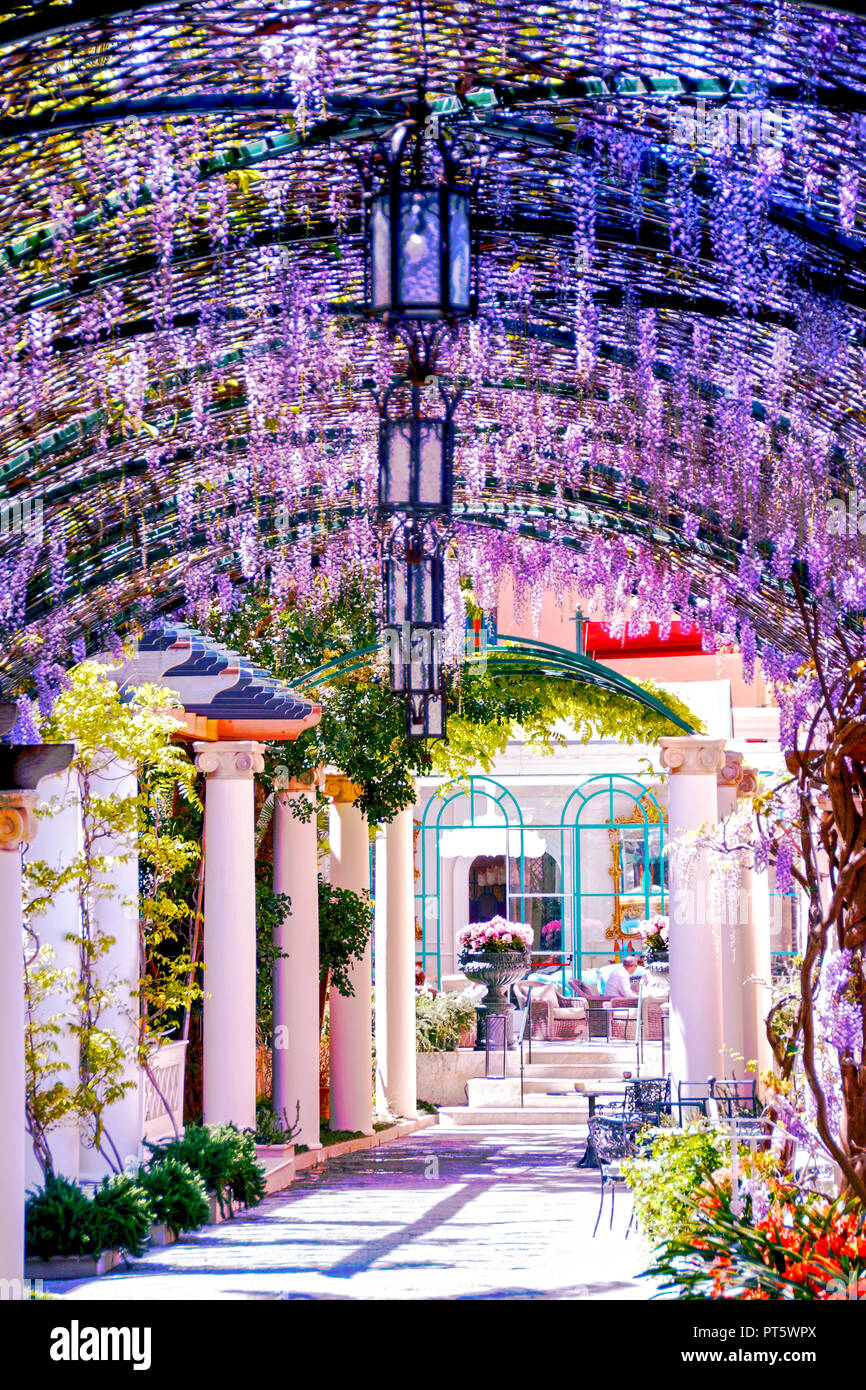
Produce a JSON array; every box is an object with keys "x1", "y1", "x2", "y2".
[{"x1": 512, "y1": 979, "x2": 588, "y2": 1041}]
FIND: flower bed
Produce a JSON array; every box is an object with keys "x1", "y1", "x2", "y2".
[{"x1": 646, "y1": 1170, "x2": 866, "y2": 1300}]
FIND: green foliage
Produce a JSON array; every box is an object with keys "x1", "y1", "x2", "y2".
[
  {"x1": 430, "y1": 668, "x2": 700, "y2": 779},
  {"x1": 205, "y1": 581, "x2": 429, "y2": 823},
  {"x1": 205, "y1": 580, "x2": 698, "y2": 825},
  {"x1": 24, "y1": 660, "x2": 202, "y2": 1172},
  {"x1": 25, "y1": 1174, "x2": 97, "y2": 1260},
  {"x1": 646, "y1": 1186, "x2": 866, "y2": 1301},
  {"x1": 89, "y1": 1172, "x2": 153, "y2": 1257},
  {"x1": 318, "y1": 877, "x2": 373, "y2": 996},
  {"x1": 253, "y1": 1097, "x2": 299, "y2": 1145},
  {"x1": 320, "y1": 1126, "x2": 365, "y2": 1145},
  {"x1": 255, "y1": 875, "x2": 291, "y2": 1033},
  {"x1": 415, "y1": 988, "x2": 477, "y2": 1052},
  {"x1": 147, "y1": 1123, "x2": 266, "y2": 1217},
  {"x1": 622, "y1": 1124, "x2": 728, "y2": 1243},
  {"x1": 138, "y1": 1157, "x2": 210, "y2": 1235}
]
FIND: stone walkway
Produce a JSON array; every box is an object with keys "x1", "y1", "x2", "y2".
[{"x1": 49, "y1": 1126, "x2": 658, "y2": 1301}]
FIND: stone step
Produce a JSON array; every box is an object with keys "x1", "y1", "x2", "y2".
[
  {"x1": 519, "y1": 1047, "x2": 635, "y2": 1066},
  {"x1": 524, "y1": 1063, "x2": 635, "y2": 1079},
  {"x1": 438, "y1": 1106, "x2": 589, "y2": 1127},
  {"x1": 467, "y1": 1077, "x2": 587, "y2": 1110},
  {"x1": 521, "y1": 1077, "x2": 585, "y2": 1094}
]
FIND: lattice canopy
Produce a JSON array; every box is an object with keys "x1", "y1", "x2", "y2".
[{"x1": 1, "y1": 1, "x2": 866, "y2": 695}]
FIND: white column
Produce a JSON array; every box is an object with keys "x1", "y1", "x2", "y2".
[
  {"x1": 194, "y1": 741, "x2": 263, "y2": 1130},
  {"x1": 738, "y1": 767, "x2": 774, "y2": 1085},
  {"x1": 717, "y1": 751, "x2": 746, "y2": 1077},
  {"x1": 660, "y1": 737, "x2": 727, "y2": 1087},
  {"x1": 328, "y1": 787, "x2": 373, "y2": 1135},
  {"x1": 0, "y1": 791, "x2": 36, "y2": 1294},
  {"x1": 272, "y1": 784, "x2": 321, "y2": 1150},
  {"x1": 24, "y1": 769, "x2": 82, "y2": 1186},
  {"x1": 375, "y1": 809, "x2": 417, "y2": 1118},
  {"x1": 80, "y1": 757, "x2": 141, "y2": 1179}
]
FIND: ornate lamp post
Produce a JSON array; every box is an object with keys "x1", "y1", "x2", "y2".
[
  {"x1": 381, "y1": 518, "x2": 446, "y2": 739},
  {"x1": 364, "y1": 120, "x2": 475, "y2": 325},
  {"x1": 363, "y1": 111, "x2": 477, "y2": 741},
  {"x1": 377, "y1": 376, "x2": 461, "y2": 517}
]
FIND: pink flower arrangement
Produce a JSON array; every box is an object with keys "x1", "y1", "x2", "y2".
[
  {"x1": 457, "y1": 916, "x2": 533, "y2": 956},
  {"x1": 540, "y1": 919, "x2": 562, "y2": 945},
  {"x1": 636, "y1": 914, "x2": 669, "y2": 951}
]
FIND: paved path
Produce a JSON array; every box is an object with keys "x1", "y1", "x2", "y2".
[{"x1": 49, "y1": 1126, "x2": 659, "y2": 1301}]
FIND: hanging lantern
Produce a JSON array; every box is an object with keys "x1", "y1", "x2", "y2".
[
  {"x1": 377, "y1": 378, "x2": 461, "y2": 517},
  {"x1": 407, "y1": 692, "x2": 446, "y2": 740},
  {"x1": 365, "y1": 122, "x2": 475, "y2": 324},
  {"x1": 382, "y1": 521, "x2": 445, "y2": 628},
  {"x1": 385, "y1": 622, "x2": 443, "y2": 696}
]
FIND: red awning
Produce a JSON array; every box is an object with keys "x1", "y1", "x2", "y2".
[{"x1": 584, "y1": 620, "x2": 708, "y2": 660}]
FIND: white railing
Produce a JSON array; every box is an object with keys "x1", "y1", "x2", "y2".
[{"x1": 141, "y1": 1039, "x2": 188, "y2": 1144}]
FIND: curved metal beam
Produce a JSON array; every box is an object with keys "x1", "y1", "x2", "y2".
[{"x1": 292, "y1": 632, "x2": 694, "y2": 731}]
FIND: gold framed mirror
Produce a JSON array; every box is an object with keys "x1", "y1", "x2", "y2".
[{"x1": 607, "y1": 793, "x2": 666, "y2": 957}]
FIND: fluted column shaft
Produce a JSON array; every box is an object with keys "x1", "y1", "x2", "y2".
[
  {"x1": 80, "y1": 756, "x2": 142, "y2": 1179},
  {"x1": 738, "y1": 767, "x2": 774, "y2": 1085},
  {"x1": 328, "y1": 783, "x2": 373, "y2": 1135},
  {"x1": 25, "y1": 769, "x2": 82, "y2": 1187},
  {"x1": 660, "y1": 737, "x2": 727, "y2": 1086},
  {"x1": 375, "y1": 809, "x2": 417, "y2": 1118},
  {"x1": 194, "y1": 741, "x2": 263, "y2": 1129},
  {"x1": 0, "y1": 792, "x2": 37, "y2": 1293},
  {"x1": 272, "y1": 785, "x2": 321, "y2": 1149},
  {"x1": 717, "y1": 751, "x2": 745, "y2": 1077}
]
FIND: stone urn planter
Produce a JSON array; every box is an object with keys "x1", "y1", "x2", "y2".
[
  {"x1": 643, "y1": 947, "x2": 669, "y2": 974},
  {"x1": 459, "y1": 951, "x2": 531, "y2": 1051}
]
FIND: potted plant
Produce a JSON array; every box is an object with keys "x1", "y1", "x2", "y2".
[
  {"x1": 638, "y1": 914, "x2": 669, "y2": 970},
  {"x1": 456, "y1": 917, "x2": 533, "y2": 1050}
]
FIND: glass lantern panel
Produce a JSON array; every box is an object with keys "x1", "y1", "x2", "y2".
[
  {"x1": 397, "y1": 190, "x2": 441, "y2": 309},
  {"x1": 371, "y1": 195, "x2": 392, "y2": 310},
  {"x1": 409, "y1": 626, "x2": 433, "y2": 692},
  {"x1": 382, "y1": 624, "x2": 407, "y2": 691},
  {"x1": 416, "y1": 421, "x2": 446, "y2": 507},
  {"x1": 382, "y1": 420, "x2": 412, "y2": 507},
  {"x1": 425, "y1": 695, "x2": 445, "y2": 738},
  {"x1": 448, "y1": 194, "x2": 471, "y2": 310},
  {"x1": 409, "y1": 560, "x2": 434, "y2": 624},
  {"x1": 384, "y1": 560, "x2": 409, "y2": 625}
]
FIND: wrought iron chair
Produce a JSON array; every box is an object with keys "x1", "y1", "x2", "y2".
[
  {"x1": 708, "y1": 1076, "x2": 759, "y2": 1119},
  {"x1": 625, "y1": 1076, "x2": 671, "y2": 1126},
  {"x1": 587, "y1": 1117, "x2": 638, "y2": 1237},
  {"x1": 675, "y1": 1078, "x2": 712, "y2": 1125}
]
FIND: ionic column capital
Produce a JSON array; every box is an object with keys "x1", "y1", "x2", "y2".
[
  {"x1": 273, "y1": 767, "x2": 322, "y2": 800},
  {"x1": 0, "y1": 790, "x2": 37, "y2": 850},
  {"x1": 717, "y1": 750, "x2": 744, "y2": 791},
  {"x1": 194, "y1": 741, "x2": 265, "y2": 780},
  {"x1": 324, "y1": 773, "x2": 363, "y2": 804},
  {"x1": 659, "y1": 736, "x2": 727, "y2": 776},
  {"x1": 738, "y1": 766, "x2": 761, "y2": 797}
]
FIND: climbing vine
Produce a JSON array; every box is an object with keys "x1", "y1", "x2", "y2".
[{"x1": 24, "y1": 661, "x2": 201, "y2": 1174}]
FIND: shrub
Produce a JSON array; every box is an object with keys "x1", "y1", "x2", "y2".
[
  {"x1": 147, "y1": 1123, "x2": 266, "y2": 1216},
  {"x1": 415, "y1": 988, "x2": 477, "y2": 1052},
  {"x1": 90, "y1": 1173, "x2": 153, "y2": 1257},
  {"x1": 253, "y1": 1097, "x2": 298, "y2": 1146},
  {"x1": 139, "y1": 1158, "x2": 209, "y2": 1236},
  {"x1": 25, "y1": 1174, "x2": 97, "y2": 1260},
  {"x1": 622, "y1": 1123, "x2": 729, "y2": 1243},
  {"x1": 647, "y1": 1182, "x2": 866, "y2": 1300}
]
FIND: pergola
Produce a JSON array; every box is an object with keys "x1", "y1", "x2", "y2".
[
  {"x1": 1, "y1": 0, "x2": 865, "y2": 1293},
  {"x1": 0, "y1": 1, "x2": 863, "y2": 696}
]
